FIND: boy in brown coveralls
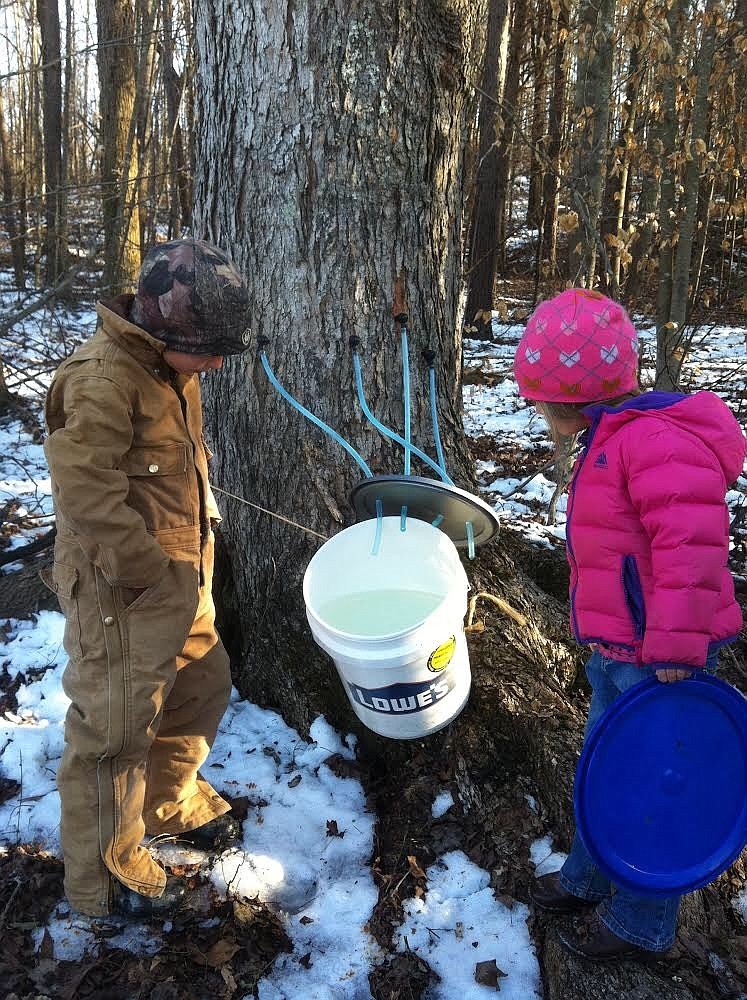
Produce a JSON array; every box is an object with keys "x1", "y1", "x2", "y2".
[{"x1": 43, "y1": 239, "x2": 251, "y2": 918}]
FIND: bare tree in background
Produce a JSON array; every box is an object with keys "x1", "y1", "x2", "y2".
[
  {"x1": 95, "y1": 0, "x2": 141, "y2": 294},
  {"x1": 493, "y1": 0, "x2": 528, "y2": 277},
  {"x1": 654, "y1": 0, "x2": 689, "y2": 385},
  {"x1": 0, "y1": 84, "x2": 26, "y2": 288},
  {"x1": 36, "y1": 0, "x2": 68, "y2": 284},
  {"x1": 656, "y1": 0, "x2": 718, "y2": 388},
  {"x1": 464, "y1": 0, "x2": 511, "y2": 339},
  {"x1": 567, "y1": 0, "x2": 616, "y2": 285},
  {"x1": 161, "y1": 0, "x2": 191, "y2": 236},
  {"x1": 541, "y1": 0, "x2": 570, "y2": 277}
]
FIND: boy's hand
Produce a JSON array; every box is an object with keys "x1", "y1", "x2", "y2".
[{"x1": 655, "y1": 667, "x2": 693, "y2": 683}]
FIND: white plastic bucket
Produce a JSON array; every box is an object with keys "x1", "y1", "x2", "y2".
[{"x1": 303, "y1": 516, "x2": 471, "y2": 739}]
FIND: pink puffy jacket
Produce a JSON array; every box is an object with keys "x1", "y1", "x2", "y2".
[{"x1": 566, "y1": 390, "x2": 746, "y2": 669}]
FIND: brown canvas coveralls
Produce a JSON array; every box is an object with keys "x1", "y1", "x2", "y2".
[{"x1": 43, "y1": 297, "x2": 232, "y2": 916}]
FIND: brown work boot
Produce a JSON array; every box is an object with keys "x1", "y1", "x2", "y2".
[
  {"x1": 112, "y1": 874, "x2": 188, "y2": 920},
  {"x1": 176, "y1": 813, "x2": 241, "y2": 852},
  {"x1": 557, "y1": 912, "x2": 652, "y2": 961},
  {"x1": 529, "y1": 872, "x2": 596, "y2": 914}
]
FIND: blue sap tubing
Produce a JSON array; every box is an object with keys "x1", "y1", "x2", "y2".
[
  {"x1": 466, "y1": 521, "x2": 475, "y2": 560},
  {"x1": 260, "y1": 352, "x2": 372, "y2": 479},
  {"x1": 351, "y1": 352, "x2": 454, "y2": 485},
  {"x1": 401, "y1": 325, "x2": 412, "y2": 476},
  {"x1": 371, "y1": 498, "x2": 384, "y2": 555}
]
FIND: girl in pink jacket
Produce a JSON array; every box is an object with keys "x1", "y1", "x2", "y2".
[{"x1": 513, "y1": 288, "x2": 746, "y2": 960}]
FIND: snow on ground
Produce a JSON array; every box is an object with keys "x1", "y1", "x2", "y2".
[
  {"x1": 529, "y1": 835, "x2": 567, "y2": 878},
  {"x1": 735, "y1": 887, "x2": 747, "y2": 926},
  {"x1": 431, "y1": 790, "x2": 455, "y2": 819},
  {"x1": 395, "y1": 851, "x2": 541, "y2": 999},
  {"x1": 0, "y1": 285, "x2": 96, "y2": 405},
  {"x1": 0, "y1": 419, "x2": 55, "y2": 563},
  {"x1": 0, "y1": 611, "x2": 546, "y2": 997},
  {"x1": 0, "y1": 290, "x2": 96, "y2": 564}
]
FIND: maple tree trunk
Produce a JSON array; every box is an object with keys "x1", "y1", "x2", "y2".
[{"x1": 193, "y1": 0, "x2": 485, "y2": 732}]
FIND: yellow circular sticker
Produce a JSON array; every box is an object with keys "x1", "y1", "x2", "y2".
[{"x1": 428, "y1": 636, "x2": 456, "y2": 672}]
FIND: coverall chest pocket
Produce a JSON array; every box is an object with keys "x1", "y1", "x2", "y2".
[
  {"x1": 39, "y1": 562, "x2": 83, "y2": 660},
  {"x1": 119, "y1": 442, "x2": 195, "y2": 532}
]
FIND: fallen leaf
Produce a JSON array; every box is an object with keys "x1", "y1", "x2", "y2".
[
  {"x1": 299, "y1": 952, "x2": 313, "y2": 968},
  {"x1": 38, "y1": 927, "x2": 54, "y2": 960},
  {"x1": 204, "y1": 938, "x2": 240, "y2": 968},
  {"x1": 287, "y1": 774, "x2": 302, "y2": 788},
  {"x1": 407, "y1": 855, "x2": 426, "y2": 880},
  {"x1": 221, "y1": 963, "x2": 238, "y2": 994},
  {"x1": 326, "y1": 819, "x2": 344, "y2": 838},
  {"x1": 323, "y1": 753, "x2": 365, "y2": 780},
  {"x1": 475, "y1": 958, "x2": 508, "y2": 990}
]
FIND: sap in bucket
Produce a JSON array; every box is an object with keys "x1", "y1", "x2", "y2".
[{"x1": 303, "y1": 516, "x2": 470, "y2": 739}]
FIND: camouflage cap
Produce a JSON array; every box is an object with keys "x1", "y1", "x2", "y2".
[{"x1": 134, "y1": 238, "x2": 251, "y2": 355}]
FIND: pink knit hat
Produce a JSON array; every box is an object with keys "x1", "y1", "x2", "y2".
[{"x1": 513, "y1": 289, "x2": 639, "y2": 403}]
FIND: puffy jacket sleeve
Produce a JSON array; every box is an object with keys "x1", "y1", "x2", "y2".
[
  {"x1": 622, "y1": 425, "x2": 730, "y2": 669},
  {"x1": 44, "y1": 373, "x2": 170, "y2": 588}
]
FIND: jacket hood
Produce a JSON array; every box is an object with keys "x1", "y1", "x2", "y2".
[{"x1": 584, "y1": 390, "x2": 746, "y2": 485}]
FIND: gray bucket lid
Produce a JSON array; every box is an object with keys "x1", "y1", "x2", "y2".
[{"x1": 350, "y1": 475, "x2": 500, "y2": 549}]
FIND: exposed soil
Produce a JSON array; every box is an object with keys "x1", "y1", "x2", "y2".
[{"x1": 0, "y1": 845, "x2": 292, "y2": 1000}]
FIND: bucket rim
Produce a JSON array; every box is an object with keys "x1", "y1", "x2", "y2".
[{"x1": 302, "y1": 516, "x2": 468, "y2": 602}]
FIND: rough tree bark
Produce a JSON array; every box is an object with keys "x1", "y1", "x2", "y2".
[
  {"x1": 194, "y1": 0, "x2": 486, "y2": 729},
  {"x1": 95, "y1": 0, "x2": 142, "y2": 294},
  {"x1": 464, "y1": 0, "x2": 510, "y2": 340}
]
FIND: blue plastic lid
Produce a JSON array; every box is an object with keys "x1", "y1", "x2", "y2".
[{"x1": 574, "y1": 673, "x2": 747, "y2": 897}]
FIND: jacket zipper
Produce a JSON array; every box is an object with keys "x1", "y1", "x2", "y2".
[
  {"x1": 622, "y1": 554, "x2": 646, "y2": 640},
  {"x1": 566, "y1": 420, "x2": 599, "y2": 640}
]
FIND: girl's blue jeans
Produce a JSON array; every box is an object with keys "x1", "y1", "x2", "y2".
[{"x1": 559, "y1": 648, "x2": 718, "y2": 952}]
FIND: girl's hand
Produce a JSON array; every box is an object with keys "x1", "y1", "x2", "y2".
[{"x1": 655, "y1": 668, "x2": 693, "y2": 683}]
